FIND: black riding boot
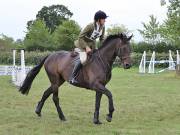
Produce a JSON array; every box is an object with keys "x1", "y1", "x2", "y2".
[{"x1": 69, "y1": 59, "x2": 82, "y2": 85}]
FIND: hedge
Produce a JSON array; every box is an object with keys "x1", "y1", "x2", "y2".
[
  {"x1": 0, "y1": 51, "x2": 177, "y2": 68},
  {"x1": 0, "y1": 51, "x2": 51, "y2": 65},
  {"x1": 132, "y1": 42, "x2": 180, "y2": 53}
]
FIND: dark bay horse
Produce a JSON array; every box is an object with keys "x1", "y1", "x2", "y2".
[{"x1": 19, "y1": 33, "x2": 132, "y2": 124}]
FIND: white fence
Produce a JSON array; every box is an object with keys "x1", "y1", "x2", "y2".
[
  {"x1": 139, "y1": 50, "x2": 180, "y2": 74},
  {"x1": 0, "y1": 50, "x2": 32, "y2": 86},
  {"x1": 0, "y1": 66, "x2": 31, "y2": 76}
]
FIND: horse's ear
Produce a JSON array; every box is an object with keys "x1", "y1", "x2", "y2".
[
  {"x1": 127, "y1": 34, "x2": 133, "y2": 41},
  {"x1": 119, "y1": 33, "x2": 124, "y2": 39}
]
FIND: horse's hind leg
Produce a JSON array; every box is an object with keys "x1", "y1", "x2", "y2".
[
  {"x1": 35, "y1": 86, "x2": 53, "y2": 116},
  {"x1": 52, "y1": 78, "x2": 66, "y2": 121},
  {"x1": 52, "y1": 84, "x2": 66, "y2": 121}
]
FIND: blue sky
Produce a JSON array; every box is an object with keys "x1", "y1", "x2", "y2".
[{"x1": 0, "y1": 0, "x2": 167, "y2": 41}]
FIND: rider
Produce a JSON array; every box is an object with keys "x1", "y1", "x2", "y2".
[{"x1": 69, "y1": 10, "x2": 108, "y2": 85}]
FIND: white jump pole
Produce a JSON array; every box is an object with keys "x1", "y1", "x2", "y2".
[
  {"x1": 12, "y1": 50, "x2": 26, "y2": 86},
  {"x1": 139, "y1": 51, "x2": 146, "y2": 73},
  {"x1": 176, "y1": 50, "x2": 180, "y2": 74},
  {"x1": 12, "y1": 50, "x2": 16, "y2": 82},
  {"x1": 177, "y1": 50, "x2": 180, "y2": 65},
  {"x1": 168, "y1": 50, "x2": 175, "y2": 70},
  {"x1": 148, "y1": 51, "x2": 155, "y2": 73},
  {"x1": 20, "y1": 50, "x2": 26, "y2": 86}
]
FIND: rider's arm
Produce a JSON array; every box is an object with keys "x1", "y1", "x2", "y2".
[
  {"x1": 99, "y1": 26, "x2": 105, "y2": 45},
  {"x1": 78, "y1": 23, "x2": 94, "y2": 49},
  {"x1": 79, "y1": 23, "x2": 94, "y2": 42}
]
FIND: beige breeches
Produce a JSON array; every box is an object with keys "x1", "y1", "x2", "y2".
[{"x1": 74, "y1": 48, "x2": 87, "y2": 64}]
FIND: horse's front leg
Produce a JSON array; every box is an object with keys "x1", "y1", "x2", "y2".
[
  {"x1": 105, "y1": 89, "x2": 115, "y2": 122},
  {"x1": 93, "y1": 83, "x2": 115, "y2": 123},
  {"x1": 93, "y1": 91, "x2": 102, "y2": 124}
]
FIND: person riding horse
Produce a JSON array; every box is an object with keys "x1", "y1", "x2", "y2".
[
  {"x1": 19, "y1": 10, "x2": 133, "y2": 124},
  {"x1": 69, "y1": 10, "x2": 108, "y2": 85}
]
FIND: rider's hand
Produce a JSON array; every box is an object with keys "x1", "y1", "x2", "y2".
[{"x1": 86, "y1": 46, "x2": 92, "y2": 53}]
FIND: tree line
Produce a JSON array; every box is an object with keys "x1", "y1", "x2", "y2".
[
  {"x1": 137, "y1": 0, "x2": 180, "y2": 47},
  {"x1": 0, "y1": 0, "x2": 179, "y2": 53}
]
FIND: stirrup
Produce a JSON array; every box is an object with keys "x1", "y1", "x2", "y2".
[{"x1": 69, "y1": 78, "x2": 79, "y2": 85}]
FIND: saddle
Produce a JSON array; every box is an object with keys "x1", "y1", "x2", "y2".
[
  {"x1": 70, "y1": 49, "x2": 97, "y2": 57},
  {"x1": 70, "y1": 49, "x2": 97, "y2": 64},
  {"x1": 70, "y1": 51, "x2": 79, "y2": 57}
]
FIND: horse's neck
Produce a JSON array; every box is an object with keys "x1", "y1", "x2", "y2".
[{"x1": 98, "y1": 41, "x2": 117, "y2": 70}]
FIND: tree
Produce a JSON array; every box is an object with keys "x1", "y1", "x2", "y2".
[
  {"x1": 14, "y1": 39, "x2": 25, "y2": 49},
  {"x1": 138, "y1": 15, "x2": 161, "y2": 44},
  {"x1": 0, "y1": 34, "x2": 14, "y2": 51},
  {"x1": 24, "y1": 19, "x2": 54, "y2": 51},
  {"x1": 27, "y1": 5, "x2": 73, "y2": 33},
  {"x1": 160, "y1": 0, "x2": 180, "y2": 45},
  {"x1": 107, "y1": 24, "x2": 130, "y2": 35},
  {"x1": 52, "y1": 20, "x2": 81, "y2": 50}
]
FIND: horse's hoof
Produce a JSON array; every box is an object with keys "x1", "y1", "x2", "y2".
[
  {"x1": 106, "y1": 114, "x2": 112, "y2": 122},
  {"x1": 35, "y1": 102, "x2": 43, "y2": 117},
  {"x1": 60, "y1": 117, "x2": 67, "y2": 121},
  {"x1": 35, "y1": 110, "x2": 41, "y2": 117},
  {"x1": 93, "y1": 119, "x2": 102, "y2": 125}
]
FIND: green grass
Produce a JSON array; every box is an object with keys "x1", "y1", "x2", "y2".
[{"x1": 0, "y1": 68, "x2": 180, "y2": 135}]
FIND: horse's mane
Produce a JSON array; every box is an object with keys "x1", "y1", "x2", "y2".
[{"x1": 98, "y1": 33, "x2": 128, "y2": 50}]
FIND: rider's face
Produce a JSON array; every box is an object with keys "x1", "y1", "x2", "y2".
[{"x1": 99, "y1": 19, "x2": 105, "y2": 26}]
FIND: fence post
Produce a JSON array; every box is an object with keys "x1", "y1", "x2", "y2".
[
  {"x1": 176, "y1": 50, "x2": 180, "y2": 76},
  {"x1": 12, "y1": 50, "x2": 16, "y2": 82},
  {"x1": 148, "y1": 51, "x2": 155, "y2": 73},
  {"x1": 139, "y1": 51, "x2": 146, "y2": 73},
  {"x1": 20, "y1": 50, "x2": 26, "y2": 85},
  {"x1": 168, "y1": 50, "x2": 175, "y2": 70}
]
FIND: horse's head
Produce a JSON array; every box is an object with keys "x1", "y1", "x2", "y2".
[{"x1": 115, "y1": 33, "x2": 132, "y2": 69}]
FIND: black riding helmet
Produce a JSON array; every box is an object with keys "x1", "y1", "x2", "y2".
[{"x1": 94, "y1": 10, "x2": 108, "y2": 21}]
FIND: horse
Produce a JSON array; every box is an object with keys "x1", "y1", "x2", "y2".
[{"x1": 19, "y1": 33, "x2": 132, "y2": 124}]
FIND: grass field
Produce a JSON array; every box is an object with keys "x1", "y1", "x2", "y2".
[{"x1": 0, "y1": 68, "x2": 180, "y2": 135}]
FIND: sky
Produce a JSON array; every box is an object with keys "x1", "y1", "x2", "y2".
[{"x1": 0, "y1": 0, "x2": 168, "y2": 41}]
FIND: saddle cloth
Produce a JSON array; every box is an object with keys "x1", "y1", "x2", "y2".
[{"x1": 74, "y1": 48, "x2": 87, "y2": 65}]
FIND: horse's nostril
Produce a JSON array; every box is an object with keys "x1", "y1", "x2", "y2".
[
  {"x1": 126, "y1": 64, "x2": 129, "y2": 67},
  {"x1": 124, "y1": 64, "x2": 131, "y2": 69}
]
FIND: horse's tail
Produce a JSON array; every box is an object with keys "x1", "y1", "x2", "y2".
[{"x1": 19, "y1": 55, "x2": 49, "y2": 95}]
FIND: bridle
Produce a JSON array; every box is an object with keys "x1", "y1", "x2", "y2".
[
  {"x1": 117, "y1": 47, "x2": 130, "y2": 61},
  {"x1": 96, "y1": 39, "x2": 130, "y2": 72},
  {"x1": 116, "y1": 40, "x2": 131, "y2": 62},
  {"x1": 97, "y1": 49, "x2": 111, "y2": 72},
  {"x1": 95, "y1": 38, "x2": 131, "y2": 82}
]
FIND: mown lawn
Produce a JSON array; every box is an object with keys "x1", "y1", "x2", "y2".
[{"x1": 0, "y1": 68, "x2": 180, "y2": 135}]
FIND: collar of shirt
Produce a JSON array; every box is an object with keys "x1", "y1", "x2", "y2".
[{"x1": 95, "y1": 22, "x2": 104, "y2": 31}]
